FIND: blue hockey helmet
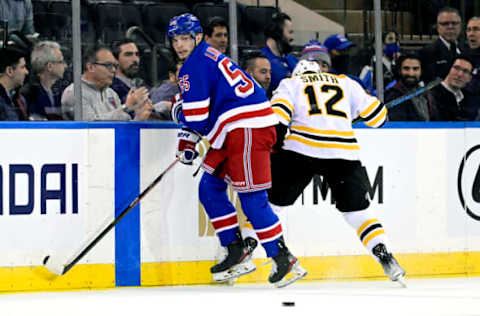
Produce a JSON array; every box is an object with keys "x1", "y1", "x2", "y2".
[{"x1": 167, "y1": 13, "x2": 203, "y2": 39}]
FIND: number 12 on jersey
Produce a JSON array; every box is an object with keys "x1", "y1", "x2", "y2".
[{"x1": 303, "y1": 84, "x2": 347, "y2": 118}]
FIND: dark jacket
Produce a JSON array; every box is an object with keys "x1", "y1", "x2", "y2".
[
  {"x1": 110, "y1": 77, "x2": 130, "y2": 104},
  {"x1": 21, "y1": 76, "x2": 63, "y2": 120},
  {"x1": 420, "y1": 38, "x2": 460, "y2": 83},
  {"x1": 385, "y1": 81, "x2": 435, "y2": 121},
  {"x1": 430, "y1": 83, "x2": 467, "y2": 121},
  {"x1": 461, "y1": 46, "x2": 480, "y2": 120},
  {"x1": 0, "y1": 85, "x2": 9, "y2": 120},
  {"x1": 0, "y1": 84, "x2": 23, "y2": 120}
]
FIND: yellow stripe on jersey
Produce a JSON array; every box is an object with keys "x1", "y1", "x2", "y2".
[
  {"x1": 360, "y1": 100, "x2": 381, "y2": 118},
  {"x1": 273, "y1": 107, "x2": 291, "y2": 123},
  {"x1": 291, "y1": 125, "x2": 355, "y2": 137},
  {"x1": 271, "y1": 98, "x2": 294, "y2": 113},
  {"x1": 365, "y1": 106, "x2": 387, "y2": 127},
  {"x1": 286, "y1": 134, "x2": 360, "y2": 150}
]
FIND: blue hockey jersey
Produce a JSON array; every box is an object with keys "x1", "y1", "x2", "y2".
[{"x1": 177, "y1": 41, "x2": 278, "y2": 149}]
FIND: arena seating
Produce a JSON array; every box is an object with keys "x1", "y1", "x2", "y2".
[{"x1": 30, "y1": 0, "x2": 281, "y2": 85}]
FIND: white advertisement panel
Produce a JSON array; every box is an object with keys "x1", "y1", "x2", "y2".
[
  {"x1": 140, "y1": 127, "x2": 480, "y2": 263},
  {"x1": 140, "y1": 129, "x2": 219, "y2": 263},
  {"x1": 0, "y1": 129, "x2": 115, "y2": 266}
]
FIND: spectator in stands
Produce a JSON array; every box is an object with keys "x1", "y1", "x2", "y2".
[
  {"x1": 298, "y1": 39, "x2": 331, "y2": 72},
  {"x1": 0, "y1": 0, "x2": 36, "y2": 38},
  {"x1": 324, "y1": 34, "x2": 356, "y2": 76},
  {"x1": 420, "y1": 7, "x2": 463, "y2": 83},
  {"x1": 430, "y1": 55, "x2": 473, "y2": 121},
  {"x1": 261, "y1": 12, "x2": 297, "y2": 96},
  {"x1": 61, "y1": 44, "x2": 152, "y2": 121},
  {"x1": 111, "y1": 39, "x2": 145, "y2": 103},
  {"x1": 323, "y1": 36, "x2": 371, "y2": 94},
  {"x1": 204, "y1": 16, "x2": 228, "y2": 54},
  {"x1": 150, "y1": 60, "x2": 182, "y2": 120},
  {"x1": 359, "y1": 30, "x2": 401, "y2": 92},
  {"x1": 21, "y1": 41, "x2": 66, "y2": 120},
  {"x1": 0, "y1": 45, "x2": 29, "y2": 120},
  {"x1": 385, "y1": 53, "x2": 435, "y2": 121},
  {"x1": 462, "y1": 17, "x2": 480, "y2": 120},
  {"x1": 241, "y1": 51, "x2": 271, "y2": 91}
]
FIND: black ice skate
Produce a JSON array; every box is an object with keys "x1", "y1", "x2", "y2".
[
  {"x1": 218, "y1": 237, "x2": 259, "y2": 286},
  {"x1": 373, "y1": 243, "x2": 406, "y2": 287},
  {"x1": 210, "y1": 233, "x2": 256, "y2": 282},
  {"x1": 268, "y1": 239, "x2": 307, "y2": 288},
  {"x1": 244, "y1": 236, "x2": 258, "y2": 260}
]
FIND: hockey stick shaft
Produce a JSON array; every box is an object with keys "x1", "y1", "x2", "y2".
[
  {"x1": 52, "y1": 157, "x2": 180, "y2": 275},
  {"x1": 353, "y1": 78, "x2": 442, "y2": 124},
  {"x1": 383, "y1": 78, "x2": 442, "y2": 109}
]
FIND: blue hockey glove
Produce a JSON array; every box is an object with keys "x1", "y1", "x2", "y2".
[{"x1": 176, "y1": 127, "x2": 201, "y2": 165}]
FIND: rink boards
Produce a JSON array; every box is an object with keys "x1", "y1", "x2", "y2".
[{"x1": 0, "y1": 121, "x2": 479, "y2": 292}]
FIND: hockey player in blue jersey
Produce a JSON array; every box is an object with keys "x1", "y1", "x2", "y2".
[{"x1": 168, "y1": 13, "x2": 307, "y2": 287}]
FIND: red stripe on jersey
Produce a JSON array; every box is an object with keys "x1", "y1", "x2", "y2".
[
  {"x1": 184, "y1": 106, "x2": 209, "y2": 117},
  {"x1": 256, "y1": 222, "x2": 282, "y2": 241},
  {"x1": 211, "y1": 214, "x2": 238, "y2": 230},
  {"x1": 209, "y1": 107, "x2": 274, "y2": 144}
]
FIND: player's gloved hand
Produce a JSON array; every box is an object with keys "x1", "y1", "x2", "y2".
[{"x1": 176, "y1": 127, "x2": 201, "y2": 165}]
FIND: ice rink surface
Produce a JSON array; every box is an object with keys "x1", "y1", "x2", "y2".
[{"x1": 2, "y1": 277, "x2": 480, "y2": 316}]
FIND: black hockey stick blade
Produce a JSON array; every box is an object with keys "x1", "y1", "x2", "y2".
[{"x1": 42, "y1": 157, "x2": 180, "y2": 276}]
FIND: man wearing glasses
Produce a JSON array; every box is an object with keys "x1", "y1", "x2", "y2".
[
  {"x1": 420, "y1": 7, "x2": 463, "y2": 83},
  {"x1": 61, "y1": 44, "x2": 152, "y2": 121},
  {"x1": 430, "y1": 55, "x2": 473, "y2": 121},
  {"x1": 20, "y1": 41, "x2": 66, "y2": 120}
]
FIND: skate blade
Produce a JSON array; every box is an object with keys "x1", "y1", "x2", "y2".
[
  {"x1": 395, "y1": 275, "x2": 407, "y2": 288},
  {"x1": 217, "y1": 278, "x2": 237, "y2": 286},
  {"x1": 274, "y1": 263, "x2": 307, "y2": 288},
  {"x1": 213, "y1": 260, "x2": 256, "y2": 282}
]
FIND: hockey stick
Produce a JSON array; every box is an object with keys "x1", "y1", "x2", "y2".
[
  {"x1": 383, "y1": 78, "x2": 442, "y2": 109},
  {"x1": 43, "y1": 157, "x2": 180, "y2": 276},
  {"x1": 353, "y1": 78, "x2": 442, "y2": 123}
]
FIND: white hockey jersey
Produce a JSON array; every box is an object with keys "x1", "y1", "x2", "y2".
[{"x1": 271, "y1": 72, "x2": 386, "y2": 160}]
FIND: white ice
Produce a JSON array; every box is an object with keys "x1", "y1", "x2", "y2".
[{"x1": 1, "y1": 277, "x2": 479, "y2": 316}]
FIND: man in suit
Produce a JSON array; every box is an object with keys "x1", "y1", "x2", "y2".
[
  {"x1": 420, "y1": 7, "x2": 462, "y2": 83},
  {"x1": 430, "y1": 55, "x2": 473, "y2": 121},
  {"x1": 462, "y1": 16, "x2": 480, "y2": 120}
]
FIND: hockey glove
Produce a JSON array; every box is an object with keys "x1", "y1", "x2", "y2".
[{"x1": 176, "y1": 127, "x2": 201, "y2": 165}]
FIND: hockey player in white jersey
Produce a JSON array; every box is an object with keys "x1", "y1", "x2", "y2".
[{"x1": 268, "y1": 60, "x2": 406, "y2": 285}]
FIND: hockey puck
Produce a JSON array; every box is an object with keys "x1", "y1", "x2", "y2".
[{"x1": 282, "y1": 301, "x2": 295, "y2": 307}]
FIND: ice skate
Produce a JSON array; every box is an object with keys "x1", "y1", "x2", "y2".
[
  {"x1": 373, "y1": 243, "x2": 406, "y2": 287},
  {"x1": 217, "y1": 237, "x2": 259, "y2": 285},
  {"x1": 268, "y1": 239, "x2": 307, "y2": 288},
  {"x1": 211, "y1": 234, "x2": 256, "y2": 282}
]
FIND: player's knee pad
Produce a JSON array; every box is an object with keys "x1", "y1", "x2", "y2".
[
  {"x1": 199, "y1": 172, "x2": 227, "y2": 205},
  {"x1": 238, "y1": 190, "x2": 269, "y2": 213},
  {"x1": 336, "y1": 194, "x2": 370, "y2": 212},
  {"x1": 335, "y1": 184, "x2": 370, "y2": 212},
  {"x1": 267, "y1": 188, "x2": 298, "y2": 207},
  {"x1": 238, "y1": 190, "x2": 279, "y2": 227}
]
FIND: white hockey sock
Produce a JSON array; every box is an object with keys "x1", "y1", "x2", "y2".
[{"x1": 342, "y1": 209, "x2": 389, "y2": 260}]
